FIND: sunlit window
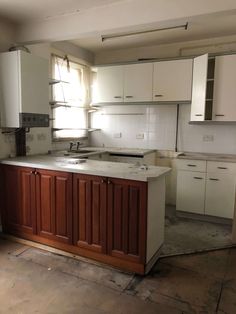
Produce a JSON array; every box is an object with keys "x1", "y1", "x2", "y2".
[{"x1": 51, "y1": 55, "x2": 90, "y2": 139}]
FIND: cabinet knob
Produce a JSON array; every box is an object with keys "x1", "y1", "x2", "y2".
[
  {"x1": 114, "y1": 96, "x2": 122, "y2": 99},
  {"x1": 154, "y1": 94, "x2": 163, "y2": 97},
  {"x1": 125, "y1": 95, "x2": 133, "y2": 98},
  {"x1": 107, "y1": 180, "x2": 112, "y2": 185},
  {"x1": 195, "y1": 114, "x2": 203, "y2": 116},
  {"x1": 209, "y1": 178, "x2": 219, "y2": 181},
  {"x1": 187, "y1": 164, "x2": 197, "y2": 167},
  {"x1": 215, "y1": 114, "x2": 225, "y2": 117},
  {"x1": 217, "y1": 167, "x2": 227, "y2": 170},
  {"x1": 194, "y1": 176, "x2": 203, "y2": 180},
  {"x1": 101, "y1": 178, "x2": 106, "y2": 183}
]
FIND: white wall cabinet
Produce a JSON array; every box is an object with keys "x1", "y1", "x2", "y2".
[
  {"x1": 177, "y1": 170, "x2": 205, "y2": 214},
  {"x1": 153, "y1": 59, "x2": 193, "y2": 102},
  {"x1": 176, "y1": 159, "x2": 236, "y2": 219},
  {"x1": 96, "y1": 65, "x2": 124, "y2": 103},
  {"x1": 124, "y1": 63, "x2": 153, "y2": 102},
  {"x1": 212, "y1": 55, "x2": 236, "y2": 121}
]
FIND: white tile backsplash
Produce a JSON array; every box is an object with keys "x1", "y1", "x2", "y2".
[{"x1": 90, "y1": 104, "x2": 236, "y2": 154}]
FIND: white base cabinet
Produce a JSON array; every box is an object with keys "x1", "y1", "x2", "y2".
[
  {"x1": 205, "y1": 173, "x2": 236, "y2": 219},
  {"x1": 176, "y1": 159, "x2": 236, "y2": 219},
  {"x1": 177, "y1": 170, "x2": 205, "y2": 214}
]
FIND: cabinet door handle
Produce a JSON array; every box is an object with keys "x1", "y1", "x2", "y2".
[
  {"x1": 209, "y1": 178, "x2": 219, "y2": 181},
  {"x1": 195, "y1": 114, "x2": 203, "y2": 116},
  {"x1": 114, "y1": 96, "x2": 122, "y2": 99},
  {"x1": 101, "y1": 178, "x2": 107, "y2": 183},
  {"x1": 215, "y1": 114, "x2": 225, "y2": 117},
  {"x1": 125, "y1": 95, "x2": 133, "y2": 98},
  {"x1": 217, "y1": 167, "x2": 227, "y2": 170},
  {"x1": 30, "y1": 170, "x2": 35, "y2": 174},
  {"x1": 187, "y1": 164, "x2": 197, "y2": 167},
  {"x1": 194, "y1": 176, "x2": 203, "y2": 180},
  {"x1": 154, "y1": 94, "x2": 163, "y2": 97},
  {"x1": 107, "y1": 180, "x2": 112, "y2": 184}
]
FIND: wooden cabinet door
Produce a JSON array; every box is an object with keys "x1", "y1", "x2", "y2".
[
  {"x1": 124, "y1": 63, "x2": 153, "y2": 102},
  {"x1": 205, "y1": 173, "x2": 236, "y2": 219},
  {"x1": 1, "y1": 165, "x2": 36, "y2": 235},
  {"x1": 190, "y1": 54, "x2": 208, "y2": 121},
  {"x1": 153, "y1": 59, "x2": 193, "y2": 102},
  {"x1": 176, "y1": 170, "x2": 206, "y2": 214},
  {"x1": 73, "y1": 174, "x2": 107, "y2": 253},
  {"x1": 96, "y1": 65, "x2": 124, "y2": 103},
  {"x1": 107, "y1": 178, "x2": 147, "y2": 263},
  {"x1": 36, "y1": 169, "x2": 72, "y2": 244},
  {"x1": 212, "y1": 55, "x2": 236, "y2": 121}
]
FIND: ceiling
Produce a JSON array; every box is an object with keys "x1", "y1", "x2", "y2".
[
  {"x1": 69, "y1": 12, "x2": 236, "y2": 52},
  {"x1": 0, "y1": 0, "x2": 123, "y2": 22}
]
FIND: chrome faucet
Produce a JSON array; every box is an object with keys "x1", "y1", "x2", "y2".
[
  {"x1": 76, "y1": 141, "x2": 81, "y2": 151},
  {"x1": 69, "y1": 141, "x2": 76, "y2": 151}
]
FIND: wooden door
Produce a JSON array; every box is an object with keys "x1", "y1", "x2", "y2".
[
  {"x1": 1, "y1": 165, "x2": 36, "y2": 235},
  {"x1": 73, "y1": 174, "x2": 107, "y2": 253},
  {"x1": 190, "y1": 54, "x2": 208, "y2": 121},
  {"x1": 96, "y1": 65, "x2": 124, "y2": 103},
  {"x1": 107, "y1": 178, "x2": 147, "y2": 263},
  {"x1": 176, "y1": 170, "x2": 206, "y2": 214},
  {"x1": 153, "y1": 59, "x2": 193, "y2": 102},
  {"x1": 36, "y1": 169, "x2": 72, "y2": 244},
  {"x1": 124, "y1": 63, "x2": 153, "y2": 102}
]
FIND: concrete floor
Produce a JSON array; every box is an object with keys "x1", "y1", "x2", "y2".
[
  {"x1": 0, "y1": 238, "x2": 236, "y2": 313},
  {"x1": 162, "y1": 207, "x2": 232, "y2": 256}
]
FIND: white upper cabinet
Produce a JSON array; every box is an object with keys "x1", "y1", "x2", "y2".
[
  {"x1": 124, "y1": 63, "x2": 153, "y2": 102},
  {"x1": 190, "y1": 54, "x2": 208, "y2": 121},
  {"x1": 153, "y1": 59, "x2": 193, "y2": 102},
  {"x1": 96, "y1": 65, "x2": 124, "y2": 103},
  {"x1": 212, "y1": 55, "x2": 236, "y2": 121}
]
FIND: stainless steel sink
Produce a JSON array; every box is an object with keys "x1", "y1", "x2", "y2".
[{"x1": 67, "y1": 150, "x2": 94, "y2": 154}]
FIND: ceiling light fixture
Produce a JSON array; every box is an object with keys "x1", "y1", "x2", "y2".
[{"x1": 101, "y1": 22, "x2": 188, "y2": 42}]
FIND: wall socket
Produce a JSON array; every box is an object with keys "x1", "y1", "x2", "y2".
[
  {"x1": 113, "y1": 132, "x2": 122, "y2": 138},
  {"x1": 203, "y1": 135, "x2": 214, "y2": 142},
  {"x1": 136, "y1": 133, "x2": 144, "y2": 139}
]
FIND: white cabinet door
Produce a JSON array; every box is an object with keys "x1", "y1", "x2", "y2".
[
  {"x1": 190, "y1": 54, "x2": 208, "y2": 121},
  {"x1": 212, "y1": 55, "x2": 236, "y2": 121},
  {"x1": 205, "y1": 173, "x2": 235, "y2": 219},
  {"x1": 124, "y1": 63, "x2": 152, "y2": 102},
  {"x1": 153, "y1": 59, "x2": 193, "y2": 102},
  {"x1": 176, "y1": 170, "x2": 206, "y2": 214},
  {"x1": 96, "y1": 66, "x2": 124, "y2": 103}
]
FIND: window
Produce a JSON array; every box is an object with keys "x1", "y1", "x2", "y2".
[{"x1": 51, "y1": 54, "x2": 91, "y2": 140}]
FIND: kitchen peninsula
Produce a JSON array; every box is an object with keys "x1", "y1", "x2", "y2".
[{"x1": 0, "y1": 155, "x2": 170, "y2": 274}]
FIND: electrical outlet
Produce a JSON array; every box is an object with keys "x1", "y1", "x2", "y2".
[
  {"x1": 203, "y1": 135, "x2": 214, "y2": 142},
  {"x1": 136, "y1": 133, "x2": 144, "y2": 139},
  {"x1": 113, "y1": 133, "x2": 122, "y2": 138}
]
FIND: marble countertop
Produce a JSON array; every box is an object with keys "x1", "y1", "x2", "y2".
[
  {"x1": 0, "y1": 155, "x2": 170, "y2": 182},
  {"x1": 177, "y1": 152, "x2": 236, "y2": 163},
  {"x1": 67, "y1": 146, "x2": 157, "y2": 156}
]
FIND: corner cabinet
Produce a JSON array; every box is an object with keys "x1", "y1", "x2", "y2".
[
  {"x1": 0, "y1": 165, "x2": 166, "y2": 275},
  {"x1": 190, "y1": 53, "x2": 236, "y2": 122}
]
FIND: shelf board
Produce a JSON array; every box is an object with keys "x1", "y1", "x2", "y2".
[
  {"x1": 189, "y1": 120, "x2": 236, "y2": 125},
  {"x1": 49, "y1": 79, "x2": 69, "y2": 85},
  {"x1": 52, "y1": 128, "x2": 101, "y2": 132}
]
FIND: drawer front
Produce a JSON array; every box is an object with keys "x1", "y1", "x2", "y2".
[
  {"x1": 177, "y1": 159, "x2": 207, "y2": 172},
  {"x1": 207, "y1": 161, "x2": 236, "y2": 174}
]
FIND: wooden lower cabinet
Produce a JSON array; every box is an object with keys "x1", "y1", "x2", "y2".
[
  {"x1": 107, "y1": 177, "x2": 147, "y2": 263},
  {"x1": 1, "y1": 165, "x2": 150, "y2": 274},
  {"x1": 1, "y1": 165, "x2": 36, "y2": 235},
  {"x1": 36, "y1": 169, "x2": 73, "y2": 244},
  {"x1": 73, "y1": 174, "x2": 107, "y2": 253}
]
